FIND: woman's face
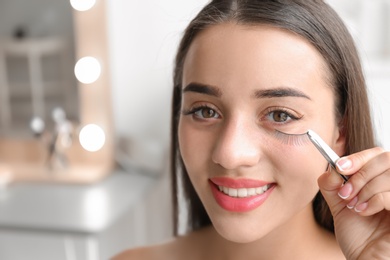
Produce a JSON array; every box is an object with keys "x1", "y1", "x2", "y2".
[{"x1": 178, "y1": 23, "x2": 345, "y2": 243}]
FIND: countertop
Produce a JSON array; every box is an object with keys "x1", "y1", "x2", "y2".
[{"x1": 0, "y1": 170, "x2": 155, "y2": 234}]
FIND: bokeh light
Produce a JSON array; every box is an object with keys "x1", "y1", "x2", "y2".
[
  {"x1": 74, "y1": 57, "x2": 101, "y2": 84},
  {"x1": 70, "y1": 0, "x2": 96, "y2": 12},
  {"x1": 79, "y1": 124, "x2": 105, "y2": 152}
]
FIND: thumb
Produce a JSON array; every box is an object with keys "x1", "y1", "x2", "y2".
[{"x1": 317, "y1": 165, "x2": 346, "y2": 215}]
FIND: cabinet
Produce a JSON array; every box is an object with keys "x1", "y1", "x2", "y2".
[{"x1": 0, "y1": 171, "x2": 158, "y2": 260}]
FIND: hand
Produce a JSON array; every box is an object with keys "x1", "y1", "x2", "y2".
[{"x1": 317, "y1": 147, "x2": 390, "y2": 260}]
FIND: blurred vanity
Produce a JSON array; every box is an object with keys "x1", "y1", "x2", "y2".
[
  {"x1": 0, "y1": 170, "x2": 159, "y2": 260},
  {"x1": 0, "y1": 0, "x2": 114, "y2": 181},
  {"x1": 0, "y1": 1, "x2": 134, "y2": 259}
]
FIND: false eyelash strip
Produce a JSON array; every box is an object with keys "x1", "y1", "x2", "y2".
[
  {"x1": 274, "y1": 129, "x2": 349, "y2": 182},
  {"x1": 273, "y1": 130, "x2": 310, "y2": 146}
]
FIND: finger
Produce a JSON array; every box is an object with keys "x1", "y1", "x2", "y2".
[
  {"x1": 353, "y1": 168, "x2": 390, "y2": 208},
  {"x1": 338, "y1": 151, "x2": 390, "y2": 200},
  {"x1": 336, "y1": 147, "x2": 386, "y2": 174},
  {"x1": 353, "y1": 192, "x2": 390, "y2": 216},
  {"x1": 318, "y1": 166, "x2": 346, "y2": 215}
]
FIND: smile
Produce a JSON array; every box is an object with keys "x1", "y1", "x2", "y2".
[
  {"x1": 209, "y1": 177, "x2": 275, "y2": 212},
  {"x1": 217, "y1": 184, "x2": 271, "y2": 198}
]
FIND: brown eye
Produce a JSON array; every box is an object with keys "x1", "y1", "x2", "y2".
[
  {"x1": 192, "y1": 107, "x2": 220, "y2": 119},
  {"x1": 201, "y1": 108, "x2": 217, "y2": 118},
  {"x1": 266, "y1": 110, "x2": 299, "y2": 123},
  {"x1": 272, "y1": 111, "x2": 289, "y2": 122}
]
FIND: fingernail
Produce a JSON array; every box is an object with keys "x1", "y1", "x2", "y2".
[
  {"x1": 355, "y1": 202, "x2": 368, "y2": 213},
  {"x1": 337, "y1": 158, "x2": 352, "y2": 172},
  {"x1": 338, "y1": 182, "x2": 353, "y2": 199},
  {"x1": 347, "y1": 196, "x2": 358, "y2": 209}
]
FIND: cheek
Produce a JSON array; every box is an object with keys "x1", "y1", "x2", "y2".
[
  {"x1": 263, "y1": 142, "x2": 326, "y2": 224},
  {"x1": 178, "y1": 120, "x2": 191, "y2": 166},
  {"x1": 268, "y1": 140, "x2": 327, "y2": 188},
  {"x1": 178, "y1": 118, "x2": 211, "y2": 174}
]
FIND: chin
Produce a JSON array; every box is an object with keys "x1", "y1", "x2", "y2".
[
  {"x1": 217, "y1": 228, "x2": 267, "y2": 244},
  {"x1": 211, "y1": 217, "x2": 272, "y2": 244}
]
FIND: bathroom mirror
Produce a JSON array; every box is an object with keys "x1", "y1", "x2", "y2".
[
  {"x1": 0, "y1": 0, "x2": 114, "y2": 183},
  {"x1": 0, "y1": 0, "x2": 79, "y2": 138}
]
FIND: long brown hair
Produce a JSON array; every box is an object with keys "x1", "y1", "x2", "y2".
[{"x1": 171, "y1": 0, "x2": 375, "y2": 235}]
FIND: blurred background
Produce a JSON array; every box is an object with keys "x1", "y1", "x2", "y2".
[{"x1": 0, "y1": 0, "x2": 388, "y2": 259}]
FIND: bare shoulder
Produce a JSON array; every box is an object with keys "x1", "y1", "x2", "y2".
[
  {"x1": 111, "y1": 246, "x2": 154, "y2": 260},
  {"x1": 110, "y1": 238, "x2": 191, "y2": 260},
  {"x1": 111, "y1": 227, "x2": 212, "y2": 260}
]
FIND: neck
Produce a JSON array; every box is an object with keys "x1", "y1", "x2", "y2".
[{"x1": 203, "y1": 204, "x2": 340, "y2": 260}]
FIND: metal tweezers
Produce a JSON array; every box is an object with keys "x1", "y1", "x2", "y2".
[{"x1": 307, "y1": 129, "x2": 349, "y2": 182}]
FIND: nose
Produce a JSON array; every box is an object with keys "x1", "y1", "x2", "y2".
[{"x1": 211, "y1": 118, "x2": 261, "y2": 170}]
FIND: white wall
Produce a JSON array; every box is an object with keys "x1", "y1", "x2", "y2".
[
  {"x1": 327, "y1": 0, "x2": 390, "y2": 150},
  {"x1": 106, "y1": 0, "x2": 209, "y2": 154}
]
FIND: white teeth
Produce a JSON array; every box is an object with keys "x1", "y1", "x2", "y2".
[
  {"x1": 223, "y1": 186, "x2": 229, "y2": 194},
  {"x1": 218, "y1": 184, "x2": 270, "y2": 198},
  {"x1": 238, "y1": 188, "x2": 247, "y2": 198},
  {"x1": 228, "y1": 188, "x2": 238, "y2": 197},
  {"x1": 248, "y1": 188, "x2": 256, "y2": 196}
]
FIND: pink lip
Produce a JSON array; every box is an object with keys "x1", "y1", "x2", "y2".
[{"x1": 209, "y1": 177, "x2": 275, "y2": 213}]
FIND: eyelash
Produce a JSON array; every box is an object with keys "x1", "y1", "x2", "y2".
[
  {"x1": 182, "y1": 105, "x2": 221, "y2": 119},
  {"x1": 264, "y1": 107, "x2": 303, "y2": 124},
  {"x1": 272, "y1": 130, "x2": 310, "y2": 146}
]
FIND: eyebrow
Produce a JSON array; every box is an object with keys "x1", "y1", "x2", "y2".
[
  {"x1": 253, "y1": 87, "x2": 311, "y2": 100},
  {"x1": 183, "y1": 82, "x2": 222, "y2": 97},
  {"x1": 183, "y1": 82, "x2": 311, "y2": 100}
]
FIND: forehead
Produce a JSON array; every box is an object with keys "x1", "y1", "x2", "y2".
[{"x1": 182, "y1": 22, "x2": 330, "y2": 91}]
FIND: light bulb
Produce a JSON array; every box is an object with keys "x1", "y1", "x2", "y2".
[
  {"x1": 74, "y1": 57, "x2": 101, "y2": 84},
  {"x1": 70, "y1": 0, "x2": 96, "y2": 11},
  {"x1": 79, "y1": 124, "x2": 106, "y2": 152},
  {"x1": 30, "y1": 116, "x2": 45, "y2": 134}
]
